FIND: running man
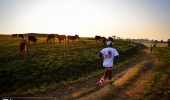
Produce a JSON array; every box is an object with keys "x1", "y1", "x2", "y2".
[{"x1": 98, "y1": 41, "x2": 119, "y2": 86}]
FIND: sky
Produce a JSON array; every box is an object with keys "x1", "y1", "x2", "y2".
[{"x1": 0, "y1": 0, "x2": 170, "y2": 41}]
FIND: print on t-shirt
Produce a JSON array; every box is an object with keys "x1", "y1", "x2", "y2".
[
  {"x1": 104, "y1": 50, "x2": 112, "y2": 58},
  {"x1": 108, "y1": 50, "x2": 112, "y2": 58}
]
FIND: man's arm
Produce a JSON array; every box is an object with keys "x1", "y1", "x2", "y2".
[
  {"x1": 114, "y1": 49, "x2": 119, "y2": 59},
  {"x1": 98, "y1": 52, "x2": 103, "y2": 58},
  {"x1": 114, "y1": 55, "x2": 119, "y2": 59}
]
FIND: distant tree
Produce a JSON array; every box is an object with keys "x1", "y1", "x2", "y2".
[
  {"x1": 160, "y1": 39, "x2": 164, "y2": 43},
  {"x1": 151, "y1": 39, "x2": 154, "y2": 42},
  {"x1": 154, "y1": 40, "x2": 158, "y2": 43},
  {"x1": 112, "y1": 35, "x2": 116, "y2": 39}
]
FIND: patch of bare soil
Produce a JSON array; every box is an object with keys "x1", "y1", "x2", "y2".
[{"x1": 28, "y1": 46, "x2": 157, "y2": 100}]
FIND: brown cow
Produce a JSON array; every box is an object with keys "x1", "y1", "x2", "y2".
[
  {"x1": 12, "y1": 34, "x2": 17, "y2": 38},
  {"x1": 28, "y1": 36, "x2": 38, "y2": 44},
  {"x1": 95, "y1": 35, "x2": 106, "y2": 46},
  {"x1": 67, "y1": 34, "x2": 79, "y2": 43},
  {"x1": 47, "y1": 34, "x2": 56, "y2": 43},
  {"x1": 56, "y1": 34, "x2": 66, "y2": 43},
  {"x1": 18, "y1": 34, "x2": 24, "y2": 39},
  {"x1": 101, "y1": 37, "x2": 106, "y2": 46},
  {"x1": 108, "y1": 37, "x2": 114, "y2": 42},
  {"x1": 95, "y1": 35, "x2": 101, "y2": 42},
  {"x1": 20, "y1": 40, "x2": 28, "y2": 59}
]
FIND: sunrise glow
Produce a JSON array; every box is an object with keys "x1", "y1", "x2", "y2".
[{"x1": 0, "y1": 0, "x2": 170, "y2": 41}]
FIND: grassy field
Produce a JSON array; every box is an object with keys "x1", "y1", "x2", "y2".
[
  {"x1": 0, "y1": 34, "x2": 140, "y2": 96},
  {"x1": 140, "y1": 46, "x2": 170, "y2": 100},
  {"x1": 129, "y1": 42, "x2": 170, "y2": 99}
]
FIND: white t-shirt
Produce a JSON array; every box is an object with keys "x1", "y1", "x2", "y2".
[{"x1": 100, "y1": 47, "x2": 119, "y2": 67}]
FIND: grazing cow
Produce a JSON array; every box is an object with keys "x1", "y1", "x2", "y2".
[
  {"x1": 95, "y1": 35, "x2": 101, "y2": 42},
  {"x1": 18, "y1": 34, "x2": 24, "y2": 39},
  {"x1": 47, "y1": 34, "x2": 56, "y2": 43},
  {"x1": 20, "y1": 39, "x2": 28, "y2": 59},
  {"x1": 56, "y1": 34, "x2": 66, "y2": 43},
  {"x1": 101, "y1": 37, "x2": 106, "y2": 46},
  {"x1": 28, "y1": 36, "x2": 38, "y2": 44},
  {"x1": 67, "y1": 35, "x2": 79, "y2": 43},
  {"x1": 12, "y1": 34, "x2": 18, "y2": 38},
  {"x1": 108, "y1": 37, "x2": 114, "y2": 42}
]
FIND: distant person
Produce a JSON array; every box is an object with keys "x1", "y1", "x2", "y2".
[
  {"x1": 97, "y1": 41, "x2": 119, "y2": 87},
  {"x1": 150, "y1": 45, "x2": 153, "y2": 54}
]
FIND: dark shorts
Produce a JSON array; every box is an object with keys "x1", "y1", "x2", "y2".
[{"x1": 104, "y1": 67, "x2": 112, "y2": 80}]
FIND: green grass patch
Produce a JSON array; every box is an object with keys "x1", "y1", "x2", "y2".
[{"x1": 0, "y1": 35, "x2": 140, "y2": 96}]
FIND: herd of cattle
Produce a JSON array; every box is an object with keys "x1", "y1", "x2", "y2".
[
  {"x1": 13, "y1": 34, "x2": 114, "y2": 45},
  {"x1": 17, "y1": 34, "x2": 80, "y2": 59},
  {"x1": 12, "y1": 34, "x2": 24, "y2": 39},
  {"x1": 16, "y1": 34, "x2": 114, "y2": 59},
  {"x1": 12, "y1": 34, "x2": 80, "y2": 44},
  {"x1": 46, "y1": 34, "x2": 80, "y2": 43}
]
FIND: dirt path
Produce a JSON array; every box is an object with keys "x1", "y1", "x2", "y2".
[
  {"x1": 76, "y1": 49, "x2": 157, "y2": 100},
  {"x1": 29, "y1": 45, "x2": 157, "y2": 100}
]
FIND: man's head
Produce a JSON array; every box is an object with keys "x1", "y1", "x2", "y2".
[{"x1": 107, "y1": 41, "x2": 113, "y2": 47}]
